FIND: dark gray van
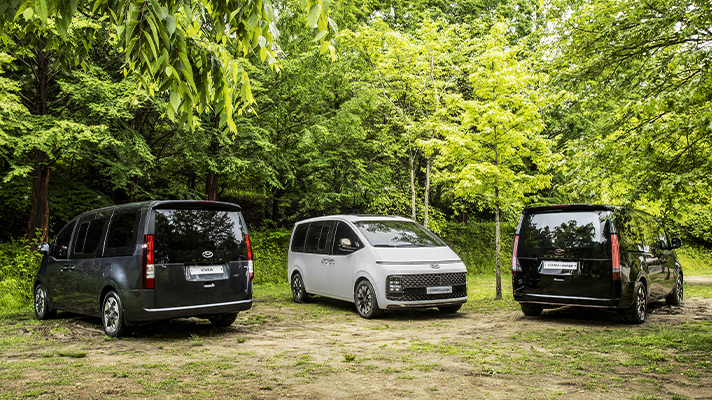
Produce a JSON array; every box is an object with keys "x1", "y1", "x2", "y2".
[
  {"x1": 511, "y1": 204, "x2": 683, "y2": 323},
  {"x1": 34, "y1": 200, "x2": 254, "y2": 337}
]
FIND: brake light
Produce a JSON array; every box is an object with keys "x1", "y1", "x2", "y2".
[
  {"x1": 245, "y1": 234, "x2": 254, "y2": 282},
  {"x1": 611, "y1": 233, "x2": 620, "y2": 281},
  {"x1": 142, "y1": 234, "x2": 155, "y2": 289},
  {"x1": 511, "y1": 235, "x2": 521, "y2": 276}
]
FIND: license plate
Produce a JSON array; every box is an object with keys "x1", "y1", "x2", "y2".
[
  {"x1": 427, "y1": 286, "x2": 452, "y2": 294},
  {"x1": 189, "y1": 265, "x2": 224, "y2": 275},
  {"x1": 540, "y1": 261, "x2": 578, "y2": 272}
]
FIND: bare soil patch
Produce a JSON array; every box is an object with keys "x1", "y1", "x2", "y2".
[{"x1": 1, "y1": 280, "x2": 711, "y2": 399}]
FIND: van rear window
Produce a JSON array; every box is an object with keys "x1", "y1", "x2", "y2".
[
  {"x1": 154, "y1": 209, "x2": 246, "y2": 263},
  {"x1": 519, "y1": 211, "x2": 609, "y2": 253}
]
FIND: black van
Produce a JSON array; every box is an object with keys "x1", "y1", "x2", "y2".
[
  {"x1": 34, "y1": 200, "x2": 254, "y2": 337},
  {"x1": 511, "y1": 204, "x2": 683, "y2": 323}
]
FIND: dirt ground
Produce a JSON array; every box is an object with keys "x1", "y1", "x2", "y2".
[{"x1": 2, "y1": 278, "x2": 712, "y2": 400}]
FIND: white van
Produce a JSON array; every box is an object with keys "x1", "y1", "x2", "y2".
[{"x1": 287, "y1": 215, "x2": 468, "y2": 318}]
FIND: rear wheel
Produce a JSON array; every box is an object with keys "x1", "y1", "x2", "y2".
[
  {"x1": 291, "y1": 272, "x2": 310, "y2": 303},
  {"x1": 34, "y1": 283, "x2": 55, "y2": 320},
  {"x1": 102, "y1": 291, "x2": 127, "y2": 338},
  {"x1": 437, "y1": 305, "x2": 462, "y2": 314},
  {"x1": 626, "y1": 282, "x2": 648, "y2": 324},
  {"x1": 354, "y1": 280, "x2": 383, "y2": 319},
  {"x1": 521, "y1": 303, "x2": 543, "y2": 316},
  {"x1": 665, "y1": 272, "x2": 683, "y2": 306},
  {"x1": 209, "y1": 313, "x2": 238, "y2": 327}
]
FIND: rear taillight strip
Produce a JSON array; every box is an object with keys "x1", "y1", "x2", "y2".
[
  {"x1": 245, "y1": 234, "x2": 254, "y2": 283},
  {"x1": 142, "y1": 234, "x2": 155, "y2": 289},
  {"x1": 611, "y1": 233, "x2": 620, "y2": 281},
  {"x1": 511, "y1": 235, "x2": 520, "y2": 276}
]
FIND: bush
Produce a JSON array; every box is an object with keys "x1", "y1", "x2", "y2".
[
  {"x1": 438, "y1": 220, "x2": 517, "y2": 275},
  {"x1": 0, "y1": 238, "x2": 43, "y2": 311},
  {"x1": 250, "y1": 228, "x2": 291, "y2": 285}
]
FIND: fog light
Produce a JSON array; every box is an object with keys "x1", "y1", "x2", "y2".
[{"x1": 388, "y1": 276, "x2": 403, "y2": 294}]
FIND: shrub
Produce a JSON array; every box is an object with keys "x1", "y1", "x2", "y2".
[
  {"x1": 438, "y1": 220, "x2": 517, "y2": 275},
  {"x1": 250, "y1": 228, "x2": 291, "y2": 285},
  {"x1": 0, "y1": 238, "x2": 43, "y2": 311}
]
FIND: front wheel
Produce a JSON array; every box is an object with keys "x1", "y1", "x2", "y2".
[
  {"x1": 102, "y1": 291, "x2": 127, "y2": 338},
  {"x1": 209, "y1": 313, "x2": 238, "y2": 327},
  {"x1": 291, "y1": 272, "x2": 310, "y2": 303},
  {"x1": 354, "y1": 280, "x2": 383, "y2": 319},
  {"x1": 34, "y1": 283, "x2": 55, "y2": 320},
  {"x1": 665, "y1": 272, "x2": 683, "y2": 306},
  {"x1": 626, "y1": 282, "x2": 648, "y2": 324}
]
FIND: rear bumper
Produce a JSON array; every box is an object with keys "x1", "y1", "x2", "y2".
[
  {"x1": 514, "y1": 293, "x2": 625, "y2": 308},
  {"x1": 127, "y1": 299, "x2": 253, "y2": 323}
]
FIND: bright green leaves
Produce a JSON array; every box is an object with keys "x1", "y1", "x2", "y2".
[{"x1": 1, "y1": 0, "x2": 336, "y2": 134}]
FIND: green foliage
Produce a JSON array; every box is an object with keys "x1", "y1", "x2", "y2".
[
  {"x1": 250, "y1": 227, "x2": 291, "y2": 285},
  {"x1": 677, "y1": 245, "x2": 712, "y2": 275},
  {"x1": 0, "y1": 238, "x2": 42, "y2": 311},
  {"x1": 439, "y1": 221, "x2": 517, "y2": 275}
]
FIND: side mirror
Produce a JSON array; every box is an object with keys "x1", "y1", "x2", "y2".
[
  {"x1": 670, "y1": 237, "x2": 682, "y2": 249},
  {"x1": 37, "y1": 242, "x2": 51, "y2": 256},
  {"x1": 338, "y1": 238, "x2": 358, "y2": 253}
]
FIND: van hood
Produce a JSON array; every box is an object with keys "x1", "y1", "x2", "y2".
[{"x1": 373, "y1": 246, "x2": 461, "y2": 264}]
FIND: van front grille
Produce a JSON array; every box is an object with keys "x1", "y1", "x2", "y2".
[{"x1": 386, "y1": 272, "x2": 467, "y2": 301}]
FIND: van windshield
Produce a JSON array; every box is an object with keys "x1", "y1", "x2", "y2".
[
  {"x1": 154, "y1": 209, "x2": 246, "y2": 263},
  {"x1": 518, "y1": 210, "x2": 610, "y2": 257},
  {"x1": 354, "y1": 220, "x2": 445, "y2": 247}
]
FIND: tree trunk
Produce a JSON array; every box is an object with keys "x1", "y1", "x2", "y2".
[
  {"x1": 494, "y1": 125, "x2": 502, "y2": 300},
  {"x1": 424, "y1": 154, "x2": 432, "y2": 229},
  {"x1": 27, "y1": 149, "x2": 50, "y2": 242},
  {"x1": 495, "y1": 188, "x2": 502, "y2": 300},
  {"x1": 128, "y1": 176, "x2": 139, "y2": 203},
  {"x1": 26, "y1": 48, "x2": 51, "y2": 242},
  {"x1": 271, "y1": 197, "x2": 279, "y2": 222},
  {"x1": 205, "y1": 173, "x2": 218, "y2": 201},
  {"x1": 409, "y1": 148, "x2": 416, "y2": 221}
]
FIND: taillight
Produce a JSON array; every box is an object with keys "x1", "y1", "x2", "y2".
[
  {"x1": 511, "y1": 235, "x2": 521, "y2": 277},
  {"x1": 245, "y1": 234, "x2": 254, "y2": 283},
  {"x1": 142, "y1": 234, "x2": 155, "y2": 289},
  {"x1": 611, "y1": 233, "x2": 620, "y2": 281}
]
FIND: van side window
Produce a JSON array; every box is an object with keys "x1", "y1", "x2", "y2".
[
  {"x1": 72, "y1": 215, "x2": 109, "y2": 257},
  {"x1": 332, "y1": 222, "x2": 362, "y2": 255},
  {"x1": 52, "y1": 221, "x2": 76, "y2": 259},
  {"x1": 73, "y1": 222, "x2": 90, "y2": 255},
  {"x1": 291, "y1": 223, "x2": 309, "y2": 252},
  {"x1": 637, "y1": 213, "x2": 668, "y2": 251},
  {"x1": 305, "y1": 221, "x2": 335, "y2": 254},
  {"x1": 105, "y1": 211, "x2": 141, "y2": 257},
  {"x1": 615, "y1": 211, "x2": 643, "y2": 251}
]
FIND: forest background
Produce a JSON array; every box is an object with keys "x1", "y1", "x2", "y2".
[{"x1": 1, "y1": 0, "x2": 711, "y2": 309}]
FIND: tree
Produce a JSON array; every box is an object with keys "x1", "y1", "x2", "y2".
[
  {"x1": 544, "y1": 0, "x2": 712, "y2": 220},
  {"x1": 435, "y1": 23, "x2": 556, "y2": 298},
  {"x1": 344, "y1": 19, "x2": 468, "y2": 226}
]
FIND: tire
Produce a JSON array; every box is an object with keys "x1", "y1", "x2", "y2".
[
  {"x1": 102, "y1": 291, "x2": 127, "y2": 338},
  {"x1": 209, "y1": 313, "x2": 238, "y2": 327},
  {"x1": 438, "y1": 305, "x2": 462, "y2": 314},
  {"x1": 34, "y1": 283, "x2": 55, "y2": 320},
  {"x1": 626, "y1": 282, "x2": 648, "y2": 324},
  {"x1": 520, "y1": 303, "x2": 543, "y2": 316},
  {"x1": 291, "y1": 272, "x2": 310, "y2": 303},
  {"x1": 665, "y1": 272, "x2": 683, "y2": 306},
  {"x1": 354, "y1": 280, "x2": 383, "y2": 319}
]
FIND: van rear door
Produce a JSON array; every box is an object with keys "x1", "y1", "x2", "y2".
[
  {"x1": 151, "y1": 203, "x2": 251, "y2": 308},
  {"x1": 515, "y1": 206, "x2": 613, "y2": 299}
]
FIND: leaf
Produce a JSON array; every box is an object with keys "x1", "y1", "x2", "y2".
[
  {"x1": 38, "y1": 0, "x2": 48, "y2": 24},
  {"x1": 246, "y1": 12, "x2": 259, "y2": 29},
  {"x1": 319, "y1": 40, "x2": 330, "y2": 55},
  {"x1": 328, "y1": 17, "x2": 339, "y2": 34},
  {"x1": 166, "y1": 15, "x2": 176, "y2": 36},
  {"x1": 258, "y1": 35, "x2": 266, "y2": 48},
  {"x1": 22, "y1": 7, "x2": 33, "y2": 20},
  {"x1": 260, "y1": 46, "x2": 267, "y2": 61},
  {"x1": 313, "y1": 30, "x2": 327, "y2": 42},
  {"x1": 263, "y1": 0, "x2": 275, "y2": 21},
  {"x1": 307, "y1": 3, "x2": 321, "y2": 28},
  {"x1": 170, "y1": 91, "x2": 181, "y2": 113}
]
